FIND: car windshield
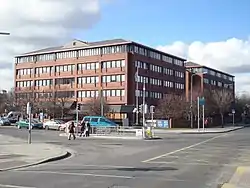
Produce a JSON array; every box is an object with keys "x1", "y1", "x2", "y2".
[{"x1": 32, "y1": 120, "x2": 39, "y2": 123}]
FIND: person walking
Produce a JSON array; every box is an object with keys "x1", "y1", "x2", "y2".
[
  {"x1": 79, "y1": 120, "x2": 85, "y2": 137},
  {"x1": 68, "y1": 121, "x2": 76, "y2": 140},
  {"x1": 86, "y1": 121, "x2": 91, "y2": 137}
]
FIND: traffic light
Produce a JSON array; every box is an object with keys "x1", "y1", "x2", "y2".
[{"x1": 77, "y1": 103, "x2": 81, "y2": 111}]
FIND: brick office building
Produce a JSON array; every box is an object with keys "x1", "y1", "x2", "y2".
[
  {"x1": 185, "y1": 61, "x2": 235, "y2": 102},
  {"x1": 14, "y1": 39, "x2": 186, "y2": 122}
]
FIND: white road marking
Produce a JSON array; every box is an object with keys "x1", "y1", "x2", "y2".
[
  {"x1": 20, "y1": 170, "x2": 134, "y2": 179},
  {"x1": 39, "y1": 164, "x2": 136, "y2": 169},
  {"x1": 142, "y1": 133, "x2": 227, "y2": 163},
  {"x1": 145, "y1": 161, "x2": 238, "y2": 167},
  {"x1": 0, "y1": 184, "x2": 36, "y2": 188}
]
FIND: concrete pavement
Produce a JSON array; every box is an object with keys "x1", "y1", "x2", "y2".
[
  {"x1": 0, "y1": 134, "x2": 70, "y2": 171},
  {"x1": 222, "y1": 166, "x2": 250, "y2": 188},
  {"x1": 0, "y1": 127, "x2": 250, "y2": 188}
]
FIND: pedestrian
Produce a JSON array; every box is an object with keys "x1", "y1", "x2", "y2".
[
  {"x1": 79, "y1": 120, "x2": 85, "y2": 137},
  {"x1": 86, "y1": 121, "x2": 91, "y2": 137},
  {"x1": 68, "y1": 121, "x2": 76, "y2": 140}
]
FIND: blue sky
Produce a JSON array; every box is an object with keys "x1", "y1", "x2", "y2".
[{"x1": 78, "y1": 0, "x2": 250, "y2": 46}]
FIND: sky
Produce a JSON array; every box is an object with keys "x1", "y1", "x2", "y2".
[{"x1": 0, "y1": 0, "x2": 250, "y2": 95}]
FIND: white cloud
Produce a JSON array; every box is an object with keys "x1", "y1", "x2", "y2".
[
  {"x1": 157, "y1": 37, "x2": 250, "y2": 93},
  {"x1": 0, "y1": 0, "x2": 104, "y2": 90}
]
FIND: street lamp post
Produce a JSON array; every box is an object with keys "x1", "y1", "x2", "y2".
[{"x1": 135, "y1": 66, "x2": 139, "y2": 125}]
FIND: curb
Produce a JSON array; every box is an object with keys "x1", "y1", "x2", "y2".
[
  {"x1": 180, "y1": 127, "x2": 244, "y2": 134},
  {"x1": 221, "y1": 183, "x2": 236, "y2": 188},
  {"x1": 221, "y1": 166, "x2": 250, "y2": 188},
  {"x1": 0, "y1": 151, "x2": 71, "y2": 172}
]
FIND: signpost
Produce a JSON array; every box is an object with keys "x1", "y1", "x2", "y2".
[
  {"x1": 198, "y1": 97, "x2": 205, "y2": 132},
  {"x1": 197, "y1": 97, "x2": 200, "y2": 131},
  {"x1": 26, "y1": 102, "x2": 32, "y2": 144},
  {"x1": 232, "y1": 109, "x2": 235, "y2": 126}
]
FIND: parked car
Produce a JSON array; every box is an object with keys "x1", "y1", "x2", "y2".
[
  {"x1": 82, "y1": 116, "x2": 117, "y2": 127},
  {"x1": 16, "y1": 119, "x2": 43, "y2": 129},
  {"x1": 0, "y1": 117, "x2": 11, "y2": 126},
  {"x1": 43, "y1": 120, "x2": 65, "y2": 130}
]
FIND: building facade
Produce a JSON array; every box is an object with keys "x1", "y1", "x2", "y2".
[
  {"x1": 185, "y1": 62, "x2": 235, "y2": 102},
  {"x1": 14, "y1": 39, "x2": 186, "y2": 120}
]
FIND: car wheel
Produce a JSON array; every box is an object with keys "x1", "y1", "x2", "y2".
[{"x1": 45, "y1": 126, "x2": 49, "y2": 130}]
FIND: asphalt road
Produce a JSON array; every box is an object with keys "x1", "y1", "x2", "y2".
[{"x1": 0, "y1": 127, "x2": 250, "y2": 188}]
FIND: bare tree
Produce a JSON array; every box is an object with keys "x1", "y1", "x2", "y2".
[
  {"x1": 155, "y1": 94, "x2": 188, "y2": 126},
  {"x1": 85, "y1": 97, "x2": 110, "y2": 116},
  {"x1": 208, "y1": 89, "x2": 234, "y2": 127}
]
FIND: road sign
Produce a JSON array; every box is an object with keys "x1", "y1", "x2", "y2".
[
  {"x1": 199, "y1": 97, "x2": 205, "y2": 106},
  {"x1": 156, "y1": 120, "x2": 169, "y2": 128},
  {"x1": 232, "y1": 109, "x2": 235, "y2": 114}
]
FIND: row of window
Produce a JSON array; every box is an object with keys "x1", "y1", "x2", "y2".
[
  {"x1": 203, "y1": 78, "x2": 234, "y2": 89},
  {"x1": 102, "y1": 74, "x2": 125, "y2": 83},
  {"x1": 175, "y1": 71, "x2": 184, "y2": 78},
  {"x1": 77, "y1": 76, "x2": 99, "y2": 84},
  {"x1": 191, "y1": 67, "x2": 234, "y2": 81},
  {"x1": 16, "y1": 44, "x2": 185, "y2": 67},
  {"x1": 17, "y1": 61, "x2": 125, "y2": 75},
  {"x1": 135, "y1": 90, "x2": 163, "y2": 99},
  {"x1": 17, "y1": 68, "x2": 32, "y2": 75},
  {"x1": 134, "y1": 60, "x2": 183, "y2": 77},
  {"x1": 135, "y1": 75, "x2": 184, "y2": 89}
]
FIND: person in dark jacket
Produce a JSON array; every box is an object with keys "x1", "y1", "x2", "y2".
[
  {"x1": 68, "y1": 121, "x2": 76, "y2": 140},
  {"x1": 86, "y1": 121, "x2": 91, "y2": 137},
  {"x1": 79, "y1": 121, "x2": 85, "y2": 137}
]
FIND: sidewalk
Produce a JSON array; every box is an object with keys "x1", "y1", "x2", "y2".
[
  {"x1": 222, "y1": 166, "x2": 250, "y2": 188},
  {"x1": 0, "y1": 134, "x2": 70, "y2": 171},
  {"x1": 119, "y1": 126, "x2": 244, "y2": 134}
]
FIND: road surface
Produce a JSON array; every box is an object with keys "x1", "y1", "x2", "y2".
[{"x1": 0, "y1": 127, "x2": 250, "y2": 188}]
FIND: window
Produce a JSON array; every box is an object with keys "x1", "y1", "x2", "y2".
[
  {"x1": 77, "y1": 90, "x2": 98, "y2": 98},
  {"x1": 102, "y1": 60, "x2": 125, "y2": 69},
  {"x1": 34, "y1": 67, "x2": 52, "y2": 74},
  {"x1": 35, "y1": 79, "x2": 53, "y2": 86},
  {"x1": 77, "y1": 76, "x2": 99, "y2": 84},
  {"x1": 175, "y1": 83, "x2": 184, "y2": 90},
  {"x1": 150, "y1": 78, "x2": 162, "y2": 86},
  {"x1": 174, "y1": 59, "x2": 184, "y2": 66},
  {"x1": 102, "y1": 45, "x2": 127, "y2": 55},
  {"x1": 162, "y1": 55, "x2": 173, "y2": 63},
  {"x1": 163, "y1": 68, "x2": 173, "y2": 75},
  {"x1": 149, "y1": 64, "x2": 162, "y2": 73},
  {"x1": 55, "y1": 78, "x2": 75, "y2": 85},
  {"x1": 17, "y1": 68, "x2": 33, "y2": 75},
  {"x1": 149, "y1": 91, "x2": 162, "y2": 99},
  {"x1": 163, "y1": 81, "x2": 174, "y2": 88},
  {"x1": 102, "y1": 75, "x2": 125, "y2": 83},
  {"x1": 55, "y1": 64, "x2": 75, "y2": 72},
  {"x1": 90, "y1": 118, "x2": 99, "y2": 122},
  {"x1": 175, "y1": 71, "x2": 184, "y2": 78},
  {"x1": 135, "y1": 60, "x2": 148, "y2": 69},
  {"x1": 16, "y1": 80, "x2": 33, "y2": 87},
  {"x1": 203, "y1": 78, "x2": 209, "y2": 84},
  {"x1": 102, "y1": 89, "x2": 125, "y2": 97},
  {"x1": 135, "y1": 75, "x2": 148, "y2": 83}
]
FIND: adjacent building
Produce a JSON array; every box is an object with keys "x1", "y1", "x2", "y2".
[
  {"x1": 185, "y1": 61, "x2": 235, "y2": 101},
  {"x1": 14, "y1": 39, "x2": 186, "y2": 121}
]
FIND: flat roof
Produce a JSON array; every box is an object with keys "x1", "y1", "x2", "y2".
[{"x1": 15, "y1": 38, "x2": 186, "y2": 61}]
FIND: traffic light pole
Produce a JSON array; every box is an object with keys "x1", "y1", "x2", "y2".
[{"x1": 76, "y1": 103, "x2": 79, "y2": 134}]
